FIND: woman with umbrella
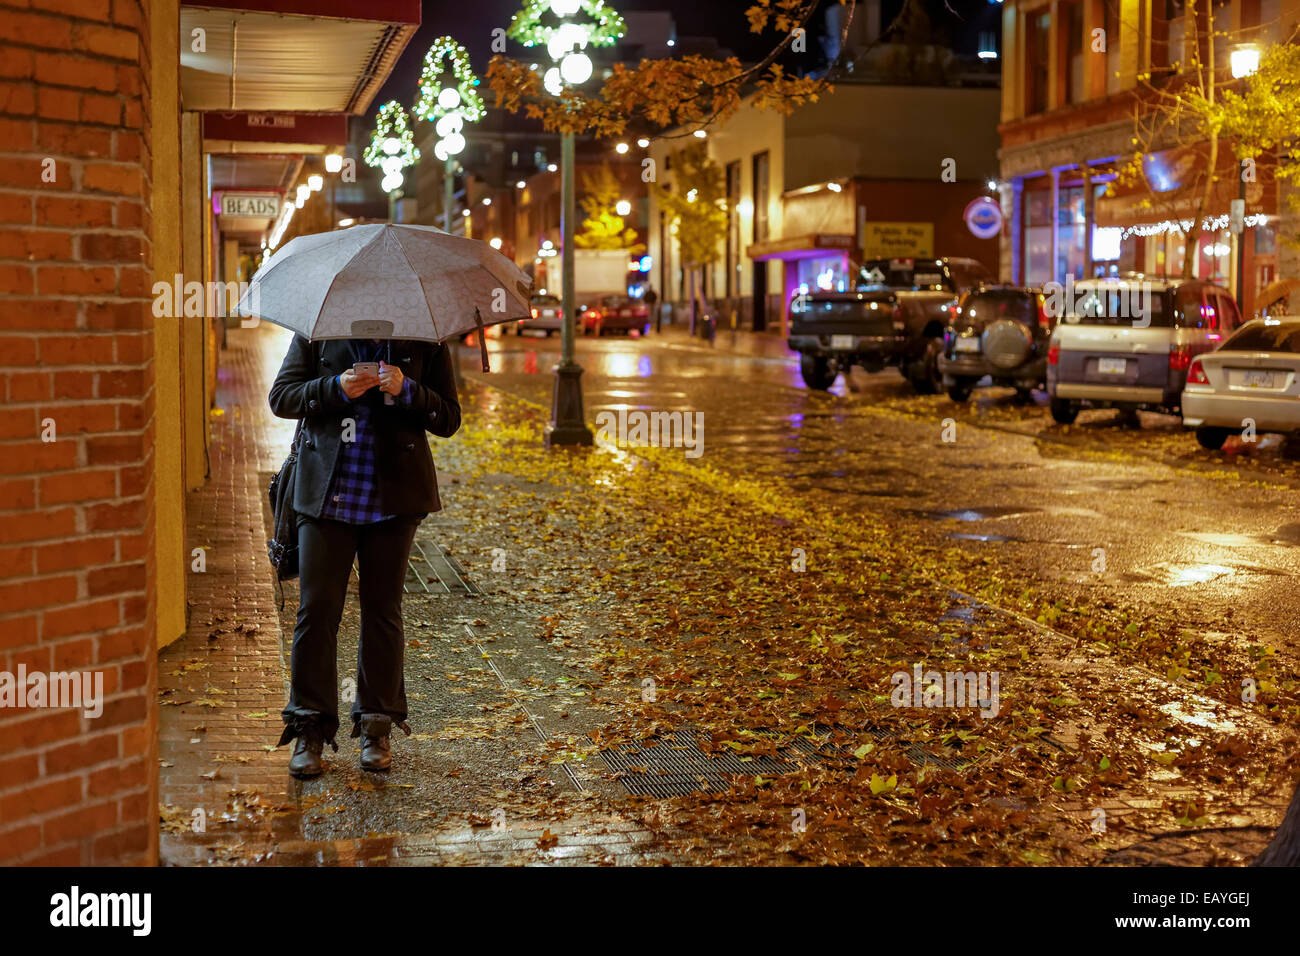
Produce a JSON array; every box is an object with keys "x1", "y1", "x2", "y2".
[
  {"x1": 248, "y1": 222, "x2": 530, "y2": 778},
  {"x1": 269, "y1": 335, "x2": 460, "y2": 777}
]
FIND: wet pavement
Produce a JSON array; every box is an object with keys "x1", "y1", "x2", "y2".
[
  {"x1": 473, "y1": 329, "x2": 1300, "y2": 661},
  {"x1": 156, "y1": 323, "x2": 1299, "y2": 866}
]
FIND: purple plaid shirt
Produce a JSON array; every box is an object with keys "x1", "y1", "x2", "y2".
[{"x1": 320, "y1": 371, "x2": 415, "y2": 525}]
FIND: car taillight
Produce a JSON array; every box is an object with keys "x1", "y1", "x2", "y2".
[
  {"x1": 1047, "y1": 345, "x2": 1059, "y2": 365},
  {"x1": 1169, "y1": 344, "x2": 1191, "y2": 371},
  {"x1": 1186, "y1": 359, "x2": 1209, "y2": 385},
  {"x1": 1037, "y1": 298, "x2": 1051, "y2": 330}
]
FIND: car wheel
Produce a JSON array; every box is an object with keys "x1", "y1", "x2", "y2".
[
  {"x1": 946, "y1": 379, "x2": 975, "y2": 402},
  {"x1": 909, "y1": 338, "x2": 944, "y2": 395},
  {"x1": 800, "y1": 354, "x2": 837, "y2": 390},
  {"x1": 1049, "y1": 398, "x2": 1078, "y2": 424},
  {"x1": 1196, "y1": 426, "x2": 1231, "y2": 451},
  {"x1": 1014, "y1": 387, "x2": 1035, "y2": 404}
]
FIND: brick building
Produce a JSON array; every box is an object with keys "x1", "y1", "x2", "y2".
[{"x1": 0, "y1": 0, "x2": 414, "y2": 865}]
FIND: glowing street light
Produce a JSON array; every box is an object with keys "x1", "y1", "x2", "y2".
[
  {"x1": 1230, "y1": 44, "x2": 1260, "y2": 79},
  {"x1": 615, "y1": 199, "x2": 632, "y2": 216},
  {"x1": 414, "y1": 36, "x2": 485, "y2": 231},
  {"x1": 307, "y1": 174, "x2": 323, "y2": 191},
  {"x1": 365, "y1": 101, "x2": 420, "y2": 220},
  {"x1": 324, "y1": 153, "x2": 343, "y2": 173}
]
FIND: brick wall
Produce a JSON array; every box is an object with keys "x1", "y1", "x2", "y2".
[{"x1": 0, "y1": 0, "x2": 158, "y2": 865}]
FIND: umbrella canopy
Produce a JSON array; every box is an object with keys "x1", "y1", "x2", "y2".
[{"x1": 235, "y1": 223, "x2": 532, "y2": 344}]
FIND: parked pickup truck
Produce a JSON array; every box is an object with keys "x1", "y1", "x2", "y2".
[{"x1": 788, "y1": 257, "x2": 994, "y2": 392}]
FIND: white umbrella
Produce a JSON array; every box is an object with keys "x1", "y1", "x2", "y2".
[{"x1": 235, "y1": 223, "x2": 532, "y2": 370}]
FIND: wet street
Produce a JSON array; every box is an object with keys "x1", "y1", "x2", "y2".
[{"x1": 471, "y1": 330, "x2": 1300, "y2": 658}]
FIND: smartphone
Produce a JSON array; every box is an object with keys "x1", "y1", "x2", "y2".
[{"x1": 352, "y1": 361, "x2": 380, "y2": 377}]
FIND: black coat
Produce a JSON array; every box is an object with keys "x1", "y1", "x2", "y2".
[{"x1": 268, "y1": 335, "x2": 461, "y2": 519}]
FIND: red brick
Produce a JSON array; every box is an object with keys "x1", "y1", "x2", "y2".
[
  {"x1": 0, "y1": 543, "x2": 34, "y2": 576},
  {"x1": 0, "y1": 404, "x2": 37, "y2": 439},
  {"x1": 87, "y1": 561, "x2": 143, "y2": 596},
  {"x1": 34, "y1": 195, "x2": 113, "y2": 227},
  {"x1": 91, "y1": 822, "x2": 149, "y2": 864},
  {"x1": 42, "y1": 467, "x2": 116, "y2": 503},
  {"x1": 4, "y1": 371, "x2": 51, "y2": 401},
  {"x1": 47, "y1": 732, "x2": 119, "y2": 775},
  {"x1": 51, "y1": 369, "x2": 95, "y2": 398},
  {"x1": 86, "y1": 497, "x2": 144, "y2": 532},
  {"x1": 20, "y1": 844, "x2": 83, "y2": 866},
  {"x1": 0, "y1": 47, "x2": 35, "y2": 81},
  {"x1": 86, "y1": 433, "x2": 144, "y2": 465},
  {"x1": 1, "y1": 776, "x2": 82, "y2": 825},
  {"x1": 0, "y1": 503, "x2": 76, "y2": 538},
  {"x1": 0, "y1": 263, "x2": 34, "y2": 295},
  {"x1": 50, "y1": 636, "x2": 95, "y2": 670},
  {"x1": 72, "y1": 22, "x2": 138, "y2": 61},
  {"x1": 0, "y1": 709, "x2": 80, "y2": 751},
  {"x1": 82, "y1": 161, "x2": 140, "y2": 196},
  {"x1": 36, "y1": 120, "x2": 111, "y2": 157},
  {"x1": 36, "y1": 86, "x2": 79, "y2": 121},
  {"x1": 79, "y1": 91, "x2": 122, "y2": 125},
  {"x1": 97, "y1": 368, "x2": 148, "y2": 397},
  {"x1": 85, "y1": 299, "x2": 144, "y2": 330},
  {"x1": 33, "y1": 52, "x2": 117, "y2": 93},
  {"x1": 0, "y1": 81, "x2": 37, "y2": 116},
  {"x1": 43, "y1": 597, "x2": 121, "y2": 638},
  {"x1": 35, "y1": 264, "x2": 117, "y2": 295},
  {"x1": 97, "y1": 623, "x2": 146, "y2": 662},
  {"x1": 0, "y1": 614, "x2": 38, "y2": 652},
  {"x1": 35, "y1": 0, "x2": 113, "y2": 21},
  {"x1": 96, "y1": 692, "x2": 146, "y2": 729},
  {"x1": 112, "y1": 129, "x2": 140, "y2": 161},
  {"x1": 108, "y1": 0, "x2": 139, "y2": 29},
  {"x1": 36, "y1": 536, "x2": 115, "y2": 573},
  {"x1": 42, "y1": 800, "x2": 117, "y2": 847},
  {"x1": 0, "y1": 574, "x2": 75, "y2": 614},
  {"x1": 0, "y1": 753, "x2": 41, "y2": 788},
  {"x1": 0, "y1": 229, "x2": 73, "y2": 261},
  {"x1": 0, "y1": 444, "x2": 76, "y2": 481},
  {"x1": 0, "y1": 118, "x2": 34, "y2": 150},
  {"x1": 0, "y1": 825, "x2": 42, "y2": 862},
  {"x1": 3, "y1": 11, "x2": 74, "y2": 50},
  {"x1": 81, "y1": 232, "x2": 141, "y2": 262},
  {"x1": 0, "y1": 193, "x2": 33, "y2": 225},
  {"x1": 37, "y1": 334, "x2": 116, "y2": 365}
]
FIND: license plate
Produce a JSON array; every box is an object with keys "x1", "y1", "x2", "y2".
[
  {"x1": 1097, "y1": 357, "x2": 1127, "y2": 375},
  {"x1": 1243, "y1": 370, "x2": 1276, "y2": 388},
  {"x1": 831, "y1": 335, "x2": 855, "y2": 350},
  {"x1": 955, "y1": 337, "x2": 981, "y2": 353}
]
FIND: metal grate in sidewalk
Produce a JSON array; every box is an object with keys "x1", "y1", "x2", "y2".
[{"x1": 404, "y1": 538, "x2": 481, "y2": 596}]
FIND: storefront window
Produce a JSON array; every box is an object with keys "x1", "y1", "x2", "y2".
[
  {"x1": 1024, "y1": 184, "x2": 1053, "y2": 285},
  {"x1": 794, "y1": 255, "x2": 850, "y2": 295},
  {"x1": 1198, "y1": 228, "x2": 1231, "y2": 284},
  {"x1": 1057, "y1": 185, "x2": 1089, "y2": 281}
]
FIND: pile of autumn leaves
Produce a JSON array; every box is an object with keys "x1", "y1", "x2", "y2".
[{"x1": 440, "y1": 389, "x2": 1299, "y2": 864}]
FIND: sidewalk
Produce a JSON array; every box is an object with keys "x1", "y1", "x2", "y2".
[{"x1": 156, "y1": 324, "x2": 1295, "y2": 866}]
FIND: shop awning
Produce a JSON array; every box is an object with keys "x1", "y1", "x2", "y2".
[
  {"x1": 1095, "y1": 144, "x2": 1275, "y2": 229},
  {"x1": 747, "y1": 234, "x2": 854, "y2": 261},
  {"x1": 179, "y1": 0, "x2": 419, "y2": 114}
]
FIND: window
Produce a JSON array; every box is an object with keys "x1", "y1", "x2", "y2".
[
  {"x1": 725, "y1": 160, "x2": 741, "y2": 297},
  {"x1": 1173, "y1": 285, "x2": 1204, "y2": 327},
  {"x1": 1026, "y1": 10, "x2": 1051, "y2": 114},
  {"x1": 1223, "y1": 321, "x2": 1300, "y2": 352},
  {"x1": 752, "y1": 151, "x2": 770, "y2": 243},
  {"x1": 1066, "y1": 1, "x2": 1085, "y2": 104}
]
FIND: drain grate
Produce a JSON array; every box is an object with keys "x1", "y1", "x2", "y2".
[
  {"x1": 405, "y1": 539, "x2": 480, "y2": 596},
  {"x1": 601, "y1": 727, "x2": 968, "y2": 797},
  {"x1": 600, "y1": 730, "x2": 821, "y2": 798}
]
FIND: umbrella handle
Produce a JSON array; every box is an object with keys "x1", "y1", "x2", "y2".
[{"x1": 474, "y1": 308, "x2": 490, "y2": 373}]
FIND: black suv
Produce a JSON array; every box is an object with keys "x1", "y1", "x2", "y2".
[
  {"x1": 939, "y1": 286, "x2": 1051, "y2": 402},
  {"x1": 787, "y1": 257, "x2": 994, "y2": 392}
]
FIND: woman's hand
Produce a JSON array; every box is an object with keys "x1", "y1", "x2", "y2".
[
  {"x1": 340, "y1": 367, "x2": 379, "y2": 399},
  {"x1": 378, "y1": 361, "x2": 404, "y2": 397}
]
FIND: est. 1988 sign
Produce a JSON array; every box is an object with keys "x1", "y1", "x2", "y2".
[
  {"x1": 964, "y1": 196, "x2": 1003, "y2": 240},
  {"x1": 219, "y1": 192, "x2": 281, "y2": 218}
]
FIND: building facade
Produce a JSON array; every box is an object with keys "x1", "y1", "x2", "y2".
[{"x1": 997, "y1": 0, "x2": 1299, "y2": 317}]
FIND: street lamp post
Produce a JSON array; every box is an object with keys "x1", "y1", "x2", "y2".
[
  {"x1": 1230, "y1": 44, "x2": 1260, "y2": 313},
  {"x1": 510, "y1": 0, "x2": 627, "y2": 448},
  {"x1": 365, "y1": 101, "x2": 419, "y2": 223},
  {"x1": 414, "y1": 37, "x2": 484, "y2": 236}
]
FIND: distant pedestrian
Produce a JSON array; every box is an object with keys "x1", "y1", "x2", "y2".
[
  {"x1": 268, "y1": 335, "x2": 461, "y2": 778},
  {"x1": 644, "y1": 285, "x2": 659, "y2": 333}
]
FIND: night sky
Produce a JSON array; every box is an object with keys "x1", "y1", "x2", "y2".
[{"x1": 371, "y1": 0, "x2": 998, "y2": 124}]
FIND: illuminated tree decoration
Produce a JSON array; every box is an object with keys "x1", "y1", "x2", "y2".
[
  {"x1": 413, "y1": 35, "x2": 486, "y2": 124},
  {"x1": 507, "y1": 0, "x2": 626, "y2": 52},
  {"x1": 364, "y1": 101, "x2": 420, "y2": 193}
]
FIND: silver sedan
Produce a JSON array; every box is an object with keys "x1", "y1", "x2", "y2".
[{"x1": 1182, "y1": 317, "x2": 1300, "y2": 449}]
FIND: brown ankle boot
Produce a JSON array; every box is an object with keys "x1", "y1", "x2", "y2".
[
  {"x1": 283, "y1": 722, "x2": 333, "y2": 779},
  {"x1": 357, "y1": 714, "x2": 393, "y2": 772}
]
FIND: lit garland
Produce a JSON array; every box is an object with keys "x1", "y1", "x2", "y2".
[
  {"x1": 507, "y1": 0, "x2": 626, "y2": 50},
  {"x1": 364, "y1": 101, "x2": 420, "y2": 193},
  {"x1": 1121, "y1": 213, "x2": 1272, "y2": 239},
  {"x1": 413, "y1": 35, "x2": 485, "y2": 124}
]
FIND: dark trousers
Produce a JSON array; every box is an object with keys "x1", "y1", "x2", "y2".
[{"x1": 283, "y1": 514, "x2": 420, "y2": 741}]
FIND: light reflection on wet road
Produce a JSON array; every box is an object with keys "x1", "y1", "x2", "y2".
[{"x1": 463, "y1": 333, "x2": 1300, "y2": 652}]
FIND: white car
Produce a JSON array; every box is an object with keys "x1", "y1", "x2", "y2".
[{"x1": 1182, "y1": 317, "x2": 1300, "y2": 450}]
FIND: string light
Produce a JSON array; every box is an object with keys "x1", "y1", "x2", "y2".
[
  {"x1": 413, "y1": 36, "x2": 486, "y2": 124},
  {"x1": 507, "y1": 0, "x2": 626, "y2": 50},
  {"x1": 364, "y1": 101, "x2": 420, "y2": 194}
]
